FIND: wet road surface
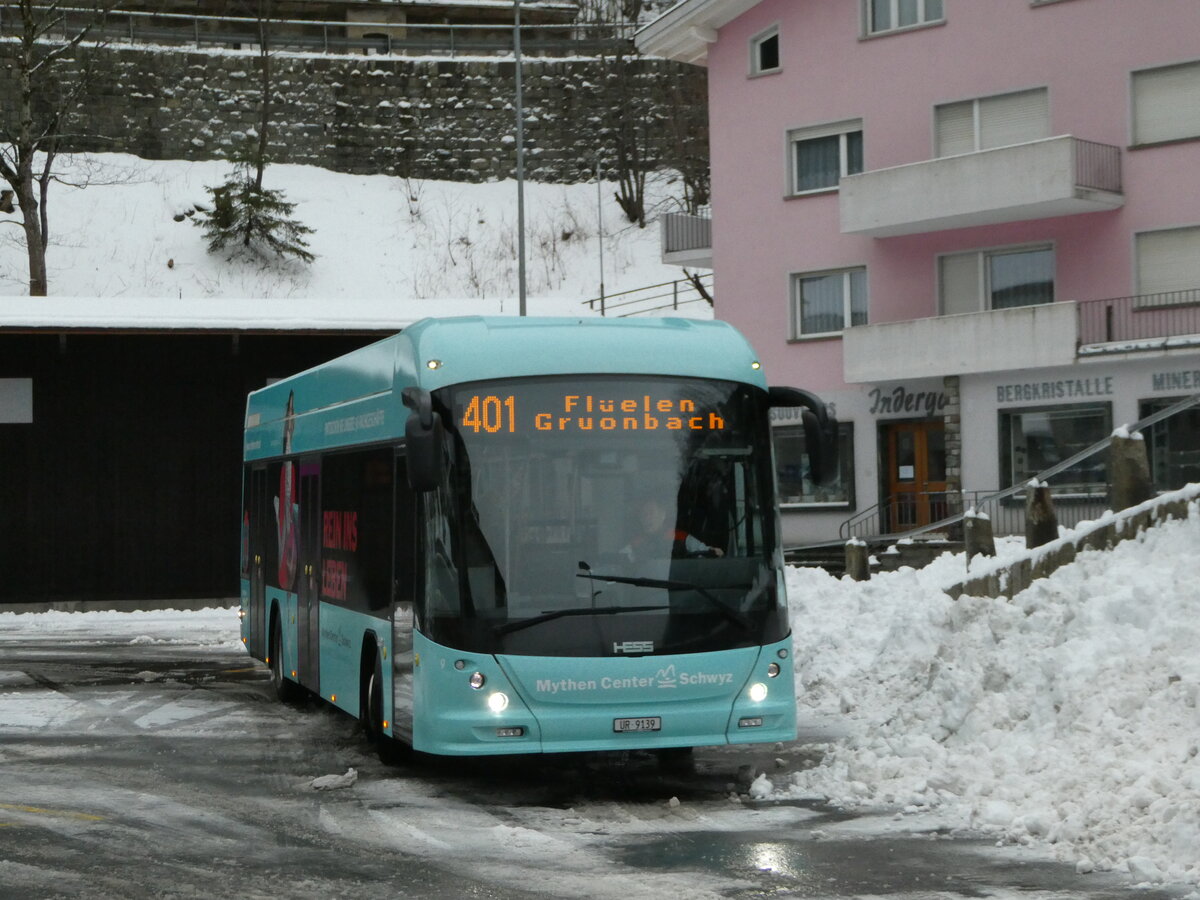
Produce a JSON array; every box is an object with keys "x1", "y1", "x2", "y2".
[{"x1": 0, "y1": 617, "x2": 1190, "y2": 900}]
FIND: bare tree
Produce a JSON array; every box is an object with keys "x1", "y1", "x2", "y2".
[{"x1": 0, "y1": 1, "x2": 118, "y2": 296}]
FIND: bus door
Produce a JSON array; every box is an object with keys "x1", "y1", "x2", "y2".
[
  {"x1": 246, "y1": 466, "x2": 268, "y2": 659},
  {"x1": 391, "y1": 453, "x2": 418, "y2": 742},
  {"x1": 297, "y1": 461, "x2": 322, "y2": 692}
]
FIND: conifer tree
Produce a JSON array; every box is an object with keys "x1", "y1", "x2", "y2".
[{"x1": 196, "y1": 142, "x2": 315, "y2": 263}]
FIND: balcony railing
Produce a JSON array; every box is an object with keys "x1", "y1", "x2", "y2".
[
  {"x1": 661, "y1": 208, "x2": 711, "y2": 255},
  {"x1": 1077, "y1": 288, "x2": 1200, "y2": 347},
  {"x1": 0, "y1": 5, "x2": 630, "y2": 58},
  {"x1": 1072, "y1": 138, "x2": 1122, "y2": 192}
]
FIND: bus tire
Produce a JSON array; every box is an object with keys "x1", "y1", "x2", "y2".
[
  {"x1": 269, "y1": 611, "x2": 303, "y2": 705},
  {"x1": 364, "y1": 651, "x2": 409, "y2": 766}
]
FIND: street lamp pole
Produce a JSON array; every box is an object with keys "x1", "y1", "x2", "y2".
[{"x1": 513, "y1": 0, "x2": 527, "y2": 316}]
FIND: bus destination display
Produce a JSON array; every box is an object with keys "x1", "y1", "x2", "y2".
[{"x1": 459, "y1": 391, "x2": 728, "y2": 435}]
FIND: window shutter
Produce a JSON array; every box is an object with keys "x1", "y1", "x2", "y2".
[
  {"x1": 1137, "y1": 227, "x2": 1200, "y2": 296},
  {"x1": 935, "y1": 101, "x2": 975, "y2": 157},
  {"x1": 979, "y1": 89, "x2": 1049, "y2": 150},
  {"x1": 1133, "y1": 62, "x2": 1200, "y2": 145},
  {"x1": 939, "y1": 253, "x2": 981, "y2": 315}
]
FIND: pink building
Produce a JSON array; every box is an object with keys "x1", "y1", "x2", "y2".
[{"x1": 639, "y1": 0, "x2": 1200, "y2": 546}]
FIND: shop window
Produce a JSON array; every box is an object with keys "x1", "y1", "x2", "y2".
[
  {"x1": 998, "y1": 404, "x2": 1111, "y2": 490},
  {"x1": 774, "y1": 422, "x2": 855, "y2": 507},
  {"x1": 1139, "y1": 398, "x2": 1200, "y2": 491}
]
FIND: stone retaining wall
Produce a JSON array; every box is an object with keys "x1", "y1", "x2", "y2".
[{"x1": 0, "y1": 42, "x2": 706, "y2": 183}]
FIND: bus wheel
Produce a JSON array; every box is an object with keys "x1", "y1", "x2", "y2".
[
  {"x1": 364, "y1": 654, "x2": 409, "y2": 766},
  {"x1": 269, "y1": 613, "x2": 303, "y2": 704}
]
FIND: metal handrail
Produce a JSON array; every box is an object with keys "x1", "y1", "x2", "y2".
[
  {"x1": 580, "y1": 273, "x2": 713, "y2": 317},
  {"x1": 824, "y1": 392, "x2": 1200, "y2": 549},
  {"x1": 0, "y1": 5, "x2": 637, "y2": 56}
]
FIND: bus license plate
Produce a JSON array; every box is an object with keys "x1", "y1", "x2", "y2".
[{"x1": 613, "y1": 716, "x2": 661, "y2": 733}]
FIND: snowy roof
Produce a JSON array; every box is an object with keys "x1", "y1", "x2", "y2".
[{"x1": 635, "y1": 0, "x2": 763, "y2": 64}]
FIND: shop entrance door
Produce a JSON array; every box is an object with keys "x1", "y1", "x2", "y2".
[{"x1": 882, "y1": 420, "x2": 948, "y2": 532}]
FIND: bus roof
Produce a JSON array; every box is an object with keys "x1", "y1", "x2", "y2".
[{"x1": 244, "y1": 316, "x2": 766, "y2": 460}]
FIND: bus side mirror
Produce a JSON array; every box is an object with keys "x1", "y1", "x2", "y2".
[
  {"x1": 768, "y1": 386, "x2": 839, "y2": 486},
  {"x1": 402, "y1": 387, "x2": 444, "y2": 493}
]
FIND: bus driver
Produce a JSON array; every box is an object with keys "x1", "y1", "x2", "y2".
[{"x1": 620, "y1": 497, "x2": 723, "y2": 562}]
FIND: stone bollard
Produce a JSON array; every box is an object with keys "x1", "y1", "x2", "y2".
[
  {"x1": 963, "y1": 508, "x2": 996, "y2": 562},
  {"x1": 1025, "y1": 482, "x2": 1058, "y2": 550},
  {"x1": 1109, "y1": 429, "x2": 1155, "y2": 512},
  {"x1": 844, "y1": 539, "x2": 871, "y2": 582}
]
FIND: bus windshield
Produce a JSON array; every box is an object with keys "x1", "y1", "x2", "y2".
[{"x1": 421, "y1": 375, "x2": 787, "y2": 657}]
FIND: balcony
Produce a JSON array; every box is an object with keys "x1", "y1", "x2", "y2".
[
  {"x1": 1077, "y1": 288, "x2": 1200, "y2": 354},
  {"x1": 843, "y1": 302, "x2": 1078, "y2": 383},
  {"x1": 840, "y1": 136, "x2": 1123, "y2": 238},
  {"x1": 660, "y1": 209, "x2": 712, "y2": 268}
]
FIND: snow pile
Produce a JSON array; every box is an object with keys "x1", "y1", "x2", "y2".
[{"x1": 780, "y1": 498, "x2": 1200, "y2": 887}]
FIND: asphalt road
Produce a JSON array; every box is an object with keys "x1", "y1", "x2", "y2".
[{"x1": 0, "y1": 620, "x2": 1189, "y2": 900}]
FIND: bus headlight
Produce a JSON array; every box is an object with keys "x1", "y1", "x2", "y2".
[
  {"x1": 469, "y1": 671, "x2": 486, "y2": 690},
  {"x1": 487, "y1": 692, "x2": 509, "y2": 713},
  {"x1": 748, "y1": 682, "x2": 768, "y2": 703},
  {"x1": 767, "y1": 663, "x2": 781, "y2": 678}
]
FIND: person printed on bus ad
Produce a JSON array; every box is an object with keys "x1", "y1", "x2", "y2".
[{"x1": 620, "y1": 497, "x2": 723, "y2": 562}]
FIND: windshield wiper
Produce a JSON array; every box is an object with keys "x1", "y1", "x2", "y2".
[
  {"x1": 493, "y1": 604, "x2": 668, "y2": 637},
  {"x1": 574, "y1": 569, "x2": 753, "y2": 632}
]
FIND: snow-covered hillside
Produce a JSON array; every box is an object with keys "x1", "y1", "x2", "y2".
[{"x1": 0, "y1": 153, "x2": 703, "y2": 313}]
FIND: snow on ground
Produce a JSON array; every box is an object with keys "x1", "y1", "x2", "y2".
[
  {"x1": 3, "y1": 498, "x2": 1199, "y2": 892},
  {"x1": 0, "y1": 153, "x2": 705, "y2": 314},
  {"x1": 777, "y1": 495, "x2": 1200, "y2": 893}
]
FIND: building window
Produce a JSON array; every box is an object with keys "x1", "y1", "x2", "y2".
[
  {"x1": 935, "y1": 87, "x2": 1049, "y2": 157},
  {"x1": 865, "y1": 0, "x2": 943, "y2": 35},
  {"x1": 774, "y1": 422, "x2": 855, "y2": 507},
  {"x1": 998, "y1": 404, "x2": 1111, "y2": 490},
  {"x1": 1135, "y1": 226, "x2": 1200, "y2": 298},
  {"x1": 788, "y1": 120, "x2": 863, "y2": 194},
  {"x1": 1132, "y1": 60, "x2": 1200, "y2": 146},
  {"x1": 791, "y1": 267, "x2": 867, "y2": 338},
  {"x1": 1140, "y1": 398, "x2": 1200, "y2": 491},
  {"x1": 750, "y1": 26, "x2": 780, "y2": 75},
  {"x1": 939, "y1": 245, "x2": 1054, "y2": 315}
]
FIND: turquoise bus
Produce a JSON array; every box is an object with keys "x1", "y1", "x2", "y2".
[{"x1": 240, "y1": 316, "x2": 836, "y2": 762}]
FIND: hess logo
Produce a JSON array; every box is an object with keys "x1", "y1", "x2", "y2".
[{"x1": 612, "y1": 641, "x2": 654, "y2": 655}]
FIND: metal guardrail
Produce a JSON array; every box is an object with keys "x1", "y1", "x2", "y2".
[
  {"x1": 830, "y1": 392, "x2": 1200, "y2": 547},
  {"x1": 839, "y1": 486, "x2": 1111, "y2": 541},
  {"x1": 1073, "y1": 138, "x2": 1121, "y2": 193},
  {"x1": 580, "y1": 273, "x2": 713, "y2": 318},
  {"x1": 661, "y1": 208, "x2": 711, "y2": 254},
  {"x1": 1077, "y1": 287, "x2": 1200, "y2": 345},
  {"x1": 0, "y1": 5, "x2": 636, "y2": 57}
]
